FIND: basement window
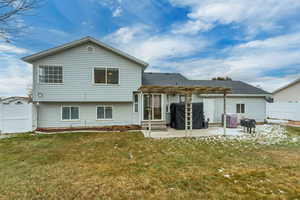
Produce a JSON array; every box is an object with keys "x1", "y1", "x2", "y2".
[
  {"x1": 97, "y1": 106, "x2": 113, "y2": 120},
  {"x1": 236, "y1": 104, "x2": 245, "y2": 113},
  {"x1": 62, "y1": 106, "x2": 79, "y2": 121}
]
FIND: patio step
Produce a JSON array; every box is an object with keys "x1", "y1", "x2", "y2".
[{"x1": 141, "y1": 121, "x2": 167, "y2": 130}]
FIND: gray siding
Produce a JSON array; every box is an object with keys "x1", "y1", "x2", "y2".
[
  {"x1": 32, "y1": 42, "x2": 143, "y2": 102},
  {"x1": 37, "y1": 102, "x2": 138, "y2": 128}
]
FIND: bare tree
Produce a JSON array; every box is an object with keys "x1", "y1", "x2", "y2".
[{"x1": 0, "y1": 0, "x2": 39, "y2": 41}]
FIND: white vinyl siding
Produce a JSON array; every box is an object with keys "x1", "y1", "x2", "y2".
[
  {"x1": 37, "y1": 102, "x2": 138, "y2": 128},
  {"x1": 32, "y1": 43, "x2": 143, "y2": 102}
]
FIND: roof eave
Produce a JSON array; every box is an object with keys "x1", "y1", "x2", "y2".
[{"x1": 21, "y1": 37, "x2": 149, "y2": 67}]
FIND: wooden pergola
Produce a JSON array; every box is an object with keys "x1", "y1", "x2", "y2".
[{"x1": 138, "y1": 85, "x2": 232, "y2": 137}]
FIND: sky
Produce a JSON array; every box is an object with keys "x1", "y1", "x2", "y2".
[{"x1": 1, "y1": 0, "x2": 300, "y2": 96}]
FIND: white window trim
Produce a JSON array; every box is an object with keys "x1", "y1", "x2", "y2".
[
  {"x1": 236, "y1": 103, "x2": 246, "y2": 114},
  {"x1": 38, "y1": 64, "x2": 64, "y2": 85},
  {"x1": 61, "y1": 105, "x2": 80, "y2": 121},
  {"x1": 96, "y1": 105, "x2": 113, "y2": 120},
  {"x1": 133, "y1": 94, "x2": 139, "y2": 113},
  {"x1": 92, "y1": 67, "x2": 120, "y2": 85},
  {"x1": 142, "y1": 94, "x2": 164, "y2": 121}
]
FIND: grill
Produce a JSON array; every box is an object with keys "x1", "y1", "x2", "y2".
[{"x1": 240, "y1": 119, "x2": 256, "y2": 133}]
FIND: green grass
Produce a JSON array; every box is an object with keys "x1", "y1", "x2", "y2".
[{"x1": 0, "y1": 128, "x2": 300, "y2": 200}]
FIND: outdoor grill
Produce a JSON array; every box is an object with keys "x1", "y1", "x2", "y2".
[{"x1": 240, "y1": 119, "x2": 256, "y2": 133}]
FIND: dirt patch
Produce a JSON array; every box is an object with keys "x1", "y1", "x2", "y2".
[
  {"x1": 288, "y1": 121, "x2": 300, "y2": 126},
  {"x1": 36, "y1": 125, "x2": 141, "y2": 133}
]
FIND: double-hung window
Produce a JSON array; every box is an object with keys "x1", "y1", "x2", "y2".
[
  {"x1": 39, "y1": 65, "x2": 63, "y2": 83},
  {"x1": 236, "y1": 104, "x2": 245, "y2": 113},
  {"x1": 94, "y1": 68, "x2": 119, "y2": 84},
  {"x1": 97, "y1": 106, "x2": 113, "y2": 120},
  {"x1": 133, "y1": 94, "x2": 138, "y2": 112},
  {"x1": 62, "y1": 106, "x2": 79, "y2": 121}
]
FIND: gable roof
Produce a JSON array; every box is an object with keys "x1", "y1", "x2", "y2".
[
  {"x1": 0, "y1": 97, "x2": 29, "y2": 104},
  {"x1": 22, "y1": 36, "x2": 149, "y2": 67},
  {"x1": 272, "y1": 78, "x2": 300, "y2": 94},
  {"x1": 142, "y1": 72, "x2": 270, "y2": 95}
]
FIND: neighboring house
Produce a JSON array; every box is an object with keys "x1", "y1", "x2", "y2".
[
  {"x1": 22, "y1": 37, "x2": 270, "y2": 130},
  {"x1": 272, "y1": 78, "x2": 300, "y2": 103},
  {"x1": 0, "y1": 97, "x2": 34, "y2": 134}
]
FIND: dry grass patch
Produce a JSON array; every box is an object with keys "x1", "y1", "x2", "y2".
[{"x1": 0, "y1": 128, "x2": 300, "y2": 200}]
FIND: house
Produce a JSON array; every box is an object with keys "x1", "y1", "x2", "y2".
[
  {"x1": 0, "y1": 97, "x2": 34, "y2": 134},
  {"x1": 22, "y1": 37, "x2": 270, "y2": 130},
  {"x1": 272, "y1": 78, "x2": 300, "y2": 103}
]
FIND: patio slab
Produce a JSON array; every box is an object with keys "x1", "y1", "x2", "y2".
[{"x1": 142, "y1": 127, "x2": 246, "y2": 138}]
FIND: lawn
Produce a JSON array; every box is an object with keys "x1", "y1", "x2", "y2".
[{"x1": 0, "y1": 127, "x2": 300, "y2": 200}]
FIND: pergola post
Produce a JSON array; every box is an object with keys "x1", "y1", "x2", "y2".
[
  {"x1": 148, "y1": 94, "x2": 151, "y2": 137},
  {"x1": 223, "y1": 93, "x2": 227, "y2": 136}
]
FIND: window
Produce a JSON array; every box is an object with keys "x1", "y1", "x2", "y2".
[
  {"x1": 133, "y1": 94, "x2": 138, "y2": 112},
  {"x1": 236, "y1": 104, "x2": 245, "y2": 113},
  {"x1": 94, "y1": 68, "x2": 119, "y2": 84},
  {"x1": 62, "y1": 106, "x2": 79, "y2": 120},
  {"x1": 179, "y1": 95, "x2": 185, "y2": 103},
  {"x1": 97, "y1": 106, "x2": 113, "y2": 120},
  {"x1": 39, "y1": 65, "x2": 63, "y2": 83},
  {"x1": 166, "y1": 95, "x2": 170, "y2": 113}
]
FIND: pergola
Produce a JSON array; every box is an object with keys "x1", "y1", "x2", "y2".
[{"x1": 138, "y1": 85, "x2": 232, "y2": 137}]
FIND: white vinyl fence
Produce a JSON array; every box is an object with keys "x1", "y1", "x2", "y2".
[
  {"x1": 267, "y1": 102, "x2": 300, "y2": 121},
  {"x1": 0, "y1": 98, "x2": 34, "y2": 134}
]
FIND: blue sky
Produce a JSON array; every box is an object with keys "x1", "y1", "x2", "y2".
[{"x1": 1, "y1": 0, "x2": 300, "y2": 96}]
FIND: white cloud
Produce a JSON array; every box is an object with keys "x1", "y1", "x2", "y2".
[
  {"x1": 91, "y1": 0, "x2": 123, "y2": 17},
  {"x1": 105, "y1": 24, "x2": 209, "y2": 65},
  {"x1": 172, "y1": 20, "x2": 213, "y2": 35},
  {"x1": 112, "y1": 7, "x2": 123, "y2": 17},
  {"x1": 0, "y1": 43, "x2": 28, "y2": 54},
  {"x1": 159, "y1": 31, "x2": 300, "y2": 92},
  {"x1": 0, "y1": 55, "x2": 32, "y2": 97},
  {"x1": 170, "y1": 0, "x2": 300, "y2": 36},
  {"x1": 0, "y1": 42, "x2": 31, "y2": 97}
]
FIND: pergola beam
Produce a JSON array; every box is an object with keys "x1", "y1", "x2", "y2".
[{"x1": 139, "y1": 85, "x2": 232, "y2": 94}]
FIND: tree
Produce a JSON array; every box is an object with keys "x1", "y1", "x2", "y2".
[
  {"x1": 212, "y1": 76, "x2": 233, "y2": 81},
  {"x1": 0, "y1": 0, "x2": 39, "y2": 41}
]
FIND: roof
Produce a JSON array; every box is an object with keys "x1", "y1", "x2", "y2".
[
  {"x1": 22, "y1": 36, "x2": 149, "y2": 67},
  {"x1": 142, "y1": 72, "x2": 189, "y2": 86},
  {"x1": 272, "y1": 78, "x2": 300, "y2": 94},
  {"x1": 0, "y1": 97, "x2": 29, "y2": 104},
  {"x1": 142, "y1": 72, "x2": 270, "y2": 95}
]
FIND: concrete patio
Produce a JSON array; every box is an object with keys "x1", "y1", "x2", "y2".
[{"x1": 142, "y1": 126, "x2": 246, "y2": 139}]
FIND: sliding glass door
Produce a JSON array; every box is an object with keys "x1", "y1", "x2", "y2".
[{"x1": 143, "y1": 94, "x2": 162, "y2": 120}]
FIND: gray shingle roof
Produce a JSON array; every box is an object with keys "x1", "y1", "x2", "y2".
[{"x1": 142, "y1": 72, "x2": 270, "y2": 95}]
